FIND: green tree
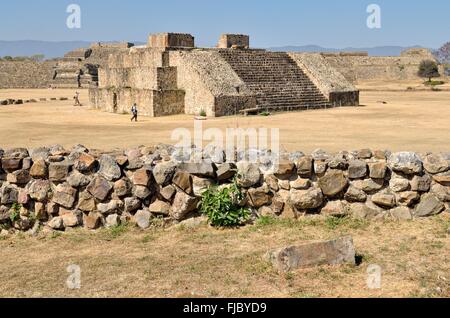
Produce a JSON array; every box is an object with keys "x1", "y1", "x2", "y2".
[{"x1": 418, "y1": 60, "x2": 440, "y2": 82}]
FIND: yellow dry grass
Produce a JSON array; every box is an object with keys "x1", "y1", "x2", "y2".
[{"x1": 0, "y1": 214, "x2": 449, "y2": 298}]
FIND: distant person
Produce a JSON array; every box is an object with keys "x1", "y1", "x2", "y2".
[
  {"x1": 73, "y1": 91, "x2": 82, "y2": 106},
  {"x1": 131, "y1": 103, "x2": 138, "y2": 122}
]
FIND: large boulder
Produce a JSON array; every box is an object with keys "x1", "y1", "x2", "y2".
[
  {"x1": 268, "y1": 236, "x2": 356, "y2": 272},
  {"x1": 87, "y1": 176, "x2": 112, "y2": 201},
  {"x1": 389, "y1": 177, "x2": 410, "y2": 192},
  {"x1": 52, "y1": 183, "x2": 77, "y2": 209},
  {"x1": 290, "y1": 188, "x2": 324, "y2": 210},
  {"x1": 388, "y1": 152, "x2": 423, "y2": 175},
  {"x1": 318, "y1": 170, "x2": 348, "y2": 197},
  {"x1": 60, "y1": 210, "x2": 83, "y2": 227},
  {"x1": 247, "y1": 186, "x2": 272, "y2": 208},
  {"x1": 114, "y1": 178, "x2": 133, "y2": 197},
  {"x1": 98, "y1": 155, "x2": 122, "y2": 181},
  {"x1": 236, "y1": 162, "x2": 262, "y2": 188},
  {"x1": 348, "y1": 160, "x2": 367, "y2": 179},
  {"x1": 414, "y1": 194, "x2": 445, "y2": 217},
  {"x1": 171, "y1": 191, "x2": 198, "y2": 221},
  {"x1": 423, "y1": 154, "x2": 449, "y2": 175},
  {"x1": 152, "y1": 162, "x2": 177, "y2": 186},
  {"x1": 27, "y1": 179, "x2": 51, "y2": 202},
  {"x1": 149, "y1": 200, "x2": 171, "y2": 216},
  {"x1": 76, "y1": 191, "x2": 96, "y2": 212},
  {"x1": 410, "y1": 175, "x2": 432, "y2": 192}
]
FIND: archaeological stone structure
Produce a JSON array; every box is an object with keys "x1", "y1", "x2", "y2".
[
  {"x1": 89, "y1": 33, "x2": 360, "y2": 117},
  {"x1": 0, "y1": 144, "x2": 449, "y2": 233}
]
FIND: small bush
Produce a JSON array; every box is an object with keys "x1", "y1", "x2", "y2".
[
  {"x1": 260, "y1": 111, "x2": 271, "y2": 117},
  {"x1": 199, "y1": 109, "x2": 207, "y2": 117},
  {"x1": 9, "y1": 203, "x2": 22, "y2": 223},
  {"x1": 418, "y1": 60, "x2": 440, "y2": 82},
  {"x1": 200, "y1": 177, "x2": 250, "y2": 227},
  {"x1": 424, "y1": 80, "x2": 445, "y2": 86}
]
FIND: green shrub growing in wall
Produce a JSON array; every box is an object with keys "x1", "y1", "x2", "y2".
[
  {"x1": 9, "y1": 203, "x2": 22, "y2": 223},
  {"x1": 200, "y1": 177, "x2": 250, "y2": 227}
]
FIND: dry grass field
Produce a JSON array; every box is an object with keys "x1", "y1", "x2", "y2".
[
  {"x1": 0, "y1": 80, "x2": 449, "y2": 153},
  {"x1": 0, "y1": 215, "x2": 449, "y2": 298}
]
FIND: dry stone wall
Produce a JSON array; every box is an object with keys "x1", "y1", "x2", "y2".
[
  {"x1": 0, "y1": 60, "x2": 56, "y2": 88},
  {"x1": 1, "y1": 145, "x2": 449, "y2": 234}
]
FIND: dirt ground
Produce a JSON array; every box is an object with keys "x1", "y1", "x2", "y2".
[
  {"x1": 0, "y1": 215, "x2": 449, "y2": 298},
  {"x1": 0, "y1": 81, "x2": 449, "y2": 153}
]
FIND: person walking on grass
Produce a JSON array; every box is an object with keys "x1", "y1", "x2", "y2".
[{"x1": 131, "y1": 103, "x2": 138, "y2": 122}]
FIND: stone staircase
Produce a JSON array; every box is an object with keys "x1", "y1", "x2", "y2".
[
  {"x1": 52, "y1": 48, "x2": 98, "y2": 88},
  {"x1": 218, "y1": 50, "x2": 331, "y2": 112}
]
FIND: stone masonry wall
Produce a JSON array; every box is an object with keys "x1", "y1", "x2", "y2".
[
  {"x1": 0, "y1": 60, "x2": 57, "y2": 89},
  {"x1": 1, "y1": 145, "x2": 449, "y2": 234}
]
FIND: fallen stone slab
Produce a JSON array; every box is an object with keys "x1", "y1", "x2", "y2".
[{"x1": 267, "y1": 236, "x2": 356, "y2": 272}]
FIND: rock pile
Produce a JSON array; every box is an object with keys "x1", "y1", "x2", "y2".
[
  {"x1": 0, "y1": 97, "x2": 70, "y2": 106},
  {"x1": 0, "y1": 145, "x2": 449, "y2": 233}
]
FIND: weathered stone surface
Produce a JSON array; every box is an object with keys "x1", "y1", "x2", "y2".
[
  {"x1": 236, "y1": 162, "x2": 262, "y2": 188},
  {"x1": 371, "y1": 193, "x2": 396, "y2": 208},
  {"x1": 114, "y1": 178, "x2": 132, "y2": 197},
  {"x1": 98, "y1": 155, "x2": 122, "y2": 181},
  {"x1": 423, "y1": 154, "x2": 449, "y2": 174},
  {"x1": 369, "y1": 162, "x2": 387, "y2": 179},
  {"x1": 1, "y1": 158, "x2": 22, "y2": 172},
  {"x1": 171, "y1": 191, "x2": 198, "y2": 220},
  {"x1": 48, "y1": 217, "x2": 64, "y2": 230},
  {"x1": 356, "y1": 149, "x2": 373, "y2": 159},
  {"x1": 290, "y1": 178, "x2": 311, "y2": 190},
  {"x1": 411, "y1": 175, "x2": 432, "y2": 192},
  {"x1": 76, "y1": 191, "x2": 96, "y2": 212},
  {"x1": 321, "y1": 201, "x2": 347, "y2": 216},
  {"x1": 172, "y1": 171, "x2": 193, "y2": 194},
  {"x1": 348, "y1": 203, "x2": 381, "y2": 220},
  {"x1": 132, "y1": 168, "x2": 153, "y2": 187},
  {"x1": 124, "y1": 197, "x2": 142, "y2": 213},
  {"x1": 159, "y1": 184, "x2": 176, "y2": 201},
  {"x1": 414, "y1": 194, "x2": 445, "y2": 217},
  {"x1": 314, "y1": 160, "x2": 328, "y2": 175},
  {"x1": 389, "y1": 177, "x2": 410, "y2": 192},
  {"x1": 149, "y1": 200, "x2": 171, "y2": 216},
  {"x1": 265, "y1": 175, "x2": 279, "y2": 192},
  {"x1": 389, "y1": 207, "x2": 413, "y2": 221},
  {"x1": 270, "y1": 195, "x2": 285, "y2": 215},
  {"x1": 29, "y1": 147, "x2": 50, "y2": 161},
  {"x1": 30, "y1": 159, "x2": 48, "y2": 179},
  {"x1": 290, "y1": 188, "x2": 323, "y2": 210},
  {"x1": 152, "y1": 162, "x2": 177, "y2": 186},
  {"x1": 27, "y1": 179, "x2": 51, "y2": 202},
  {"x1": 134, "y1": 209, "x2": 152, "y2": 229},
  {"x1": 192, "y1": 177, "x2": 214, "y2": 197},
  {"x1": 348, "y1": 160, "x2": 367, "y2": 179},
  {"x1": 396, "y1": 191, "x2": 420, "y2": 207},
  {"x1": 85, "y1": 212, "x2": 102, "y2": 229},
  {"x1": 344, "y1": 186, "x2": 367, "y2": 202},
  {"x1": 318, "y1": 170, "x2": 348, "y2": 197},
  {"x1": 328, "y1": 155, "x2": 348, "y2": 170},
  {"x1": 106, "y1": 214, "x2": 121, "y2": 228},
  {"x1": 274, "y1": 162, "x2": 296, "y2": 178},
  {"x1": 268, "y1": 236, "x2": 356, "y2": 272},
  {"x1": 296, "y1": 156, "x2": 313, "y2": 177},
  {"x1": 352, "y1": 179, "x2": 384, "y2": 193},
  {"x1": 133, "y1": 185, "x2": 152, "y2": 200},
  {"x1": 61, "y1": 210, "x2": 83, "y2": 227},
  {"x1": 216, "y1": 163, "x2": 237, "y2": 181},
  {"x1": 34, "y1": 202, "x2": 47, "y2": 220},
  {"x1": 87, "y1": 176, "x2": 112, "y2": 201},
  {"x1": 431, "y1": 184, "x2": 450, "y2": 202},
  {"x1": 74, "y1": 153, "x2": 97, "y2": 173},
  {"x1": 388, "y1": 152, "x2": 423, "y2": 175},
  {"x1": 67, "y1": 171, "x2": 90, "y2": 188},
  {"x1": 126, "y1": 158, "x2": 144, "y2": 170},
  {"x1": 248, "y1": 186, "x2": 271, "y2": 208},
  {"x1": 49, "y1": 162, "x2": 70, "y2": 182},
  {"x1": 52, "y1": 183, "x2": 77, "y2": 209},
  {"x1": 97, "y1": 200, "x2": 123, "y2": 215},
  {"x1": 177, "y1": 162, "x2": 216, "y2": 178},
  {"x1": 432, "y1": 175, "x2": 450, "y2": 186},
  {"x1": 7, "y1": 169, "x2": 31, "y2": 184},
  {"x1": 5, "y1": 148, "x2": 29, "y2": 159}
]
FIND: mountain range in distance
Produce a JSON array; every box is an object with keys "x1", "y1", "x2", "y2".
[{"x1": 0, "y1": 40, "x2": 432, "y2": 59}]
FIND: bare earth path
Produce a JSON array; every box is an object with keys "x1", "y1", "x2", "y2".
[{"x1": 0, "y1": 86, "x2": 449, "y2": 153}]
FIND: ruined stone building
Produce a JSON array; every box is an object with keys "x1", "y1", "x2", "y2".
[
  {"x1": 89, "y1": 33, "x2": 360, "y2": 117},
  {"x1": 52, "y1": 42, "x2": 134, "y2": 88}
]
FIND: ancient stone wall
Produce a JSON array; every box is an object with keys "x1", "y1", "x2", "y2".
[
  {"x1": 0, "y1": 60, "x2": 56, "y2": 89},
  {"x1": 217, "y1": 34, "x2": 250, "y2": 48},
  {"x1": 323, "y1": 49, "x2": 444, "y2": 83},
  {"x1": 288, "y1": 53, "x2": 359, "y2": 106},
  {"x1": 1, "y1": 145, "x2": 449, "y2": 233}
]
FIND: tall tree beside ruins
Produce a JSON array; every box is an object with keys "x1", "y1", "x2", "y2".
[{"x1": 418, "y1": 60, "x2": 440, "y2": 82}]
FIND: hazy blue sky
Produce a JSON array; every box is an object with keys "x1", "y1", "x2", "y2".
[{"x1": 0, "y1": 0, "x2": 448, "y2": 48}]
